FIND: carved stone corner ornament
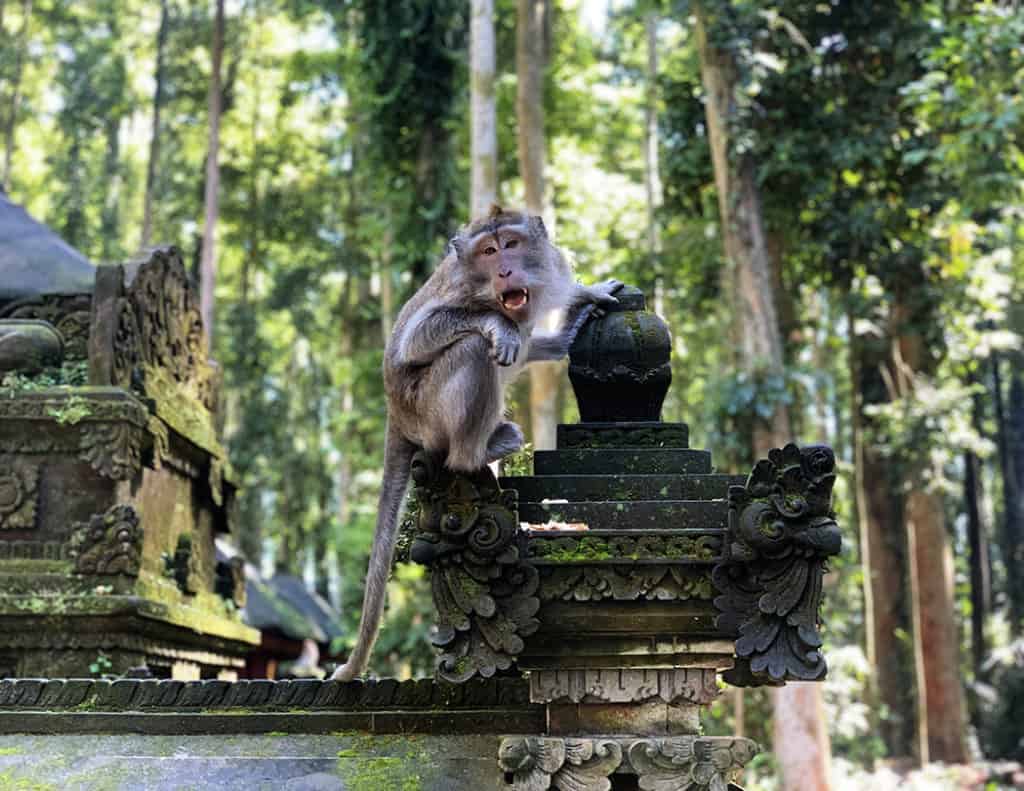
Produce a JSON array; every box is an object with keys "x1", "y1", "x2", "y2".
[
  {"x1": 628, "y1": 737, "x2": 759, "y2": 791},
  {"x1": 0, "y1": 456, "x2": 40, "y2": 530},
  {"x1": 407, "y1": 451, "x2": 540, "y2": 683},
  {"x1": 712, "y1": 443, "x2": 842, "y2": 685},
  {"x1": 497, "y1": 736, "x2": 758, "y2": 791},
  {"x1": 90, "y1": 249, "x2": 218, "y2": 413},
  {"x1": 147, "y1": 415, "x2": 169, "y2": 470},
  {"x1": 498, "y1": 737, "x2": 623, "y2": 791},
  {"x1": 68, "y1": 504, "x2": 143, "y2": 576},
  {"x1": 79, "y1": 421, "x2": 143, "y2": 481}
]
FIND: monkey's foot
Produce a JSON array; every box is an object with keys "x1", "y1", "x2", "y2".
[
  {"x1": 485, "y1": 421, "x2": 525, "y2": 463},
  {"x1": 329, "y1": 663, "x2": 359, "y2": 682}
]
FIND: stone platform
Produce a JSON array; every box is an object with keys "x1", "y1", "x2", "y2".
[{"x1": 0, "y1": 677, "x2": 755, "y2": 790}]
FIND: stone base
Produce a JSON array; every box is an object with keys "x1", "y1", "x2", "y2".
[{"x1": 498, "y1": 735, "x2": 759, "y2": 790}]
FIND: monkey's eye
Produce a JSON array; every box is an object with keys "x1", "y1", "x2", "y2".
[
  {"x1": 483, "y1": 246, "x2": 498, "y2": 256},
  {"x1": 504, "y1": 239, "x2": 519, "y2": 249}
]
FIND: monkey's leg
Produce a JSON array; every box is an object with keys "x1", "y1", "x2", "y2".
[
  {"x1": 427, "y1": 335, "x2": 505, "y2": 472},
  {"x1": 485, "y1": 421, "x2": 525, "y2": 463}
]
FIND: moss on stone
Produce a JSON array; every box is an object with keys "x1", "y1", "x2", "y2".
[
  {"x1": 0, "y1": 770, "x2": 58, "y2": 791},
  {"x1": 339, "y1": 756, "x2": 426, "y2": 791}
]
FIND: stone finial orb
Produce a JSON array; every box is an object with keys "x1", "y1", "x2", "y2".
[{"x1": 568, "y1": 285, "x2": 672, "y2": 422}]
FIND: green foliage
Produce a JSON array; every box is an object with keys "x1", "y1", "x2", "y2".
[{"x1": 88, "y1": 652, "x2": 113, "y2": 677}]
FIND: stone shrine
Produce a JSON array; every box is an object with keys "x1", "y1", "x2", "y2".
[{"x1": 0, "y1": 248, "x2": 258, "y2": 680}]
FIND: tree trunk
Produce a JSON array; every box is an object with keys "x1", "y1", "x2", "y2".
[
  {"x1": 966, "y1": 378, "x2": 992, "y2": 677},
  {"x1": 852, "y1": 329, "x2": 916, "y2": 759},
  {"x1": 470, "y1": 0, "x2": 497, "y2": 217},
  {"x1": 2, "y1": 0, "x2": 31, "y2": 191},
  {"x1": 99, "y1": 115, "x2": 122, "y2": 260},
  {"x1": 905, "y1": 485, "x2": 968, "y2": 763},
  {"x1": 892, "y1": 297, "x2": 968, "y2": 765},
  {"x1": 200, "y1": 0, "x2": 225, "y2": 348},
  {"x1": 643, "y1": 11, "x2": 663, "y2": 308},
  {"x1": 141, "y1": 0, "x2": 169, "y2": 250},
  {"x1": 517, "y1": 0, "x2": 560, "y2": 451},
  {"x1": 965, "y1": 445, "x2": 990, "y2": 676},
  {"x1": 993, "y1": 355, "x2": 1023, "y2": 634},
  {"x1": 694, "y1": 7, "x2": 830, "y2": 789}
]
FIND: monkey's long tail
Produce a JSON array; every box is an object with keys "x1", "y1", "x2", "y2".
[{"x1": 330, "y1": 423, "x2": 416, "y2": 681}]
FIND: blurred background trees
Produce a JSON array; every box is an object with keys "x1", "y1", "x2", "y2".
[{"x1": 2, "y1": 0, "x2": 1023, "y2": 786}]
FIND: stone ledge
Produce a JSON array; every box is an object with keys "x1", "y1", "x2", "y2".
[
  {"x1": 0, "y1": 677, "x2": 533, "y2": 711},
  {"x1": 0, "y1": 708, "x2": 545, "y2": 735}
]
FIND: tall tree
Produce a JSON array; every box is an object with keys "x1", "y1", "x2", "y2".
[
  {"x1": 470, "y1": 0, "x2": 497, "y2": 216},
  {"x1": 517, "y1": 0, "x2": 560, "y2": 451},
  {"x1": 200, "y1": 0, "x2": 225, "y2": 344},
  {"x1": 1, "y1": 0, "x2": 30, "y2": 191},
  {"x1": 643, "y1": 10, "x2": 662, "y2": 312},
  {"x1": 693, "y1": 4, "x2": 830, "y2": 789},
  {"x1": 140, "y1": 0, "x2": 170, "y2": 250}
]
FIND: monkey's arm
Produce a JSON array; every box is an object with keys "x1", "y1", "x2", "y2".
[
  {"x1": 396, "y1": 306, "x2": 522, "y2": 367},
  {"x1": 526, "y1": 279, "x2": 622, "y2": 363}
]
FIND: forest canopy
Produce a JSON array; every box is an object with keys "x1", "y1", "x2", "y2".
[{"x1": 1, "y1": 1, "x2": 1023, "y2": 788}]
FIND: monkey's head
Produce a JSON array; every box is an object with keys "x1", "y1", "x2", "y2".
[{"x1": 446, "y1": 205, "x2": 570, "y2": 324}]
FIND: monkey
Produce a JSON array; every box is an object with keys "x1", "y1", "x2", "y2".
[{"x1": 330, "y1": 206, "x2": 621, "y2": 681}]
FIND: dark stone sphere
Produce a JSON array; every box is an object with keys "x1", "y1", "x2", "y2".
[{"x1": 568, "y1": 285, "x2": 672, "y2": 422}]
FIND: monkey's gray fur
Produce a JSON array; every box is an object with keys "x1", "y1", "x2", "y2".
[{"x1": 331, "y1": 207, "x2": 621, "y2": 681}]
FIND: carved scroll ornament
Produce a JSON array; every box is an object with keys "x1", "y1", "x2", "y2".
[
  {"x1": 408, "y1": 452, "x2": 540, "y2": 683},
  {"x1": 712, "y1": 444, "x2": 842, "y2": 685},
  {"x1": 628, "y1": 737, "x2": 757, "y2": 791},
  {"x1": 497, "y1": 736, "x2": 758, "y2": 791},
  {"x1": 498, "y1": 737, "x2": 623, "y2": 791},
  {"x1": 68, "y1": 504, "x2": 143, "y2": 576},
  {"x1": 0, "y1": 457, "x2": 39, "y2": 530}
]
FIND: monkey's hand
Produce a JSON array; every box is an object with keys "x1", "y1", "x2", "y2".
[
  {"x1": 487, "y1": 318, "x2": 522, "y2": 366},
  {"x1": 584, "y1": 278, "x2": 624, "y2": 317}
]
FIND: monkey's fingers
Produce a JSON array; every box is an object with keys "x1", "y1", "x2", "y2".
[{"x1": 492, "y1": 339, "x2": 520, "y2": 366}]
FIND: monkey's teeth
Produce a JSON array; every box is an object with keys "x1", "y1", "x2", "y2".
[{"x1": 502, "y1": 289, "x2": 529, "y2": 309}]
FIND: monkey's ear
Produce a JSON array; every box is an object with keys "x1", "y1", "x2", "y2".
[
  {"x1": 488, "y1": 203, "x2": 504, "y2": 219},
  {"x1": 529, "y1": 215, "x2": 548, "y2": 239},
  {"x1": 447, "y1": 235, "x2": 467, "y2": 261}
]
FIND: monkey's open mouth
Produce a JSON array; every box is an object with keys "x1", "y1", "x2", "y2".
[{"x1": 501, "y1": 288, "x2": 530, "y2": 310}]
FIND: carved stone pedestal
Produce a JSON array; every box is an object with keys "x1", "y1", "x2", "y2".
[
  {"x1": 404, "y1": 287, "x2": 841, "y2": 791},
  {"x1": 498, "y1": 735, "x2": 758, "y2": 791}
]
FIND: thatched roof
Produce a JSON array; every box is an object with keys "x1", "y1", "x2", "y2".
[{"x1": 0, "y1": 191, "x2": 94, "y2": 305}]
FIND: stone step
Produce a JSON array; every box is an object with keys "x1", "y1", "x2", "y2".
[
  {"x1": 556, "y1": 422, "x2": 689, "y2": 450},
  {"x1": 517, "y1": 499, "x2": 728, "y2": 530},
  {"x1": 501, "y1": 474, "x2": 746, "y2": 502},
  {"x1": 533, "y1": 448, "x2": 712, "y2": 476}
]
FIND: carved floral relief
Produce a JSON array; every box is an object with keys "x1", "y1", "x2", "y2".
[
  {"x1": 0, "y1": 457, "x2": 40, "y2": 530},
  {"x1": 68, "y1": 504, "x2": 143, "y2": 576}
]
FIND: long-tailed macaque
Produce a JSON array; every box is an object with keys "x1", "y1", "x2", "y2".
[{"x1": 331, "y1": 206, "x2": 621, "y2": 681}]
